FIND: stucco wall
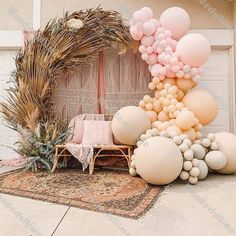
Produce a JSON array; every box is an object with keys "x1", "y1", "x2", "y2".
[
  {"x1": 41, "y1": 0, "x2": 234, "y2": 29},
  {"x1": 0, "y1": 0, "x2": 233, "y2": 31},
  {"x1": 0, "y1": 0, "x2": 33, "y2": 30}
]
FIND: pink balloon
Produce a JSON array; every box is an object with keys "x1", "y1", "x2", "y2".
[
  {"x1": 130, "y1": 25, "x2": 138, "y2": 35},
  {"x1": 191, "y1": 68, "x2": 199, "y2": 77},
  {"x1": 141, "y1": 35, "x2": 154, "y2": 47},
  {"x1": 176, "y1": 70, "x2": 184, "y2": 78},
  {"x1": 165, "y1": 46, "x2": 173, "y2": 55},
  {"x1": 141, "y1": 7, "x2": 153, "y2": 19},
  {"x1": 157, "y1": 33, "x2": 166, "y2": 40},
  {"x1": 176, "y1": 33, "x2": 211, "y2": 67},
  {"x1": 159, "y1": 39, "x2": 167, "y2": 48},
  {"x1": 165, "y1": 30, "x2": 172, "y2": 37},
  {"x1": 170, "y1": 57, "x2": 179, "y2": 66},
  {"x1": 172, "y1": 65, "x2": 180, "y2": 73},
  {"x1": 151, "y1": 68, "x2": 159, "y2": 77},
  {"x1": 166, "y1": 71, "x2": 175, "y2": 78},
  {"x1": 129, "y1": 18, "x2": 135, "y2": 26},
  {"x1": 173, "y1": 52, "x2": 180, "y2": 59},
  {"x1": 178, "y1": 62, "x2": 184, "y2": 69},
  {"x1": 157, "y1": 27, "x2": 165, "y2": 34},
  {"x1": 149, "y1": 18, "x2": 160, "y2": 28},
  {"x1": 183, "y1": 65, "x2": 191, "y2": 73},
  {"x1": 160, "y1": 7, "x2": 190, "y2": 40},
  {"x1": 170, "y1": 40, "x2": 177, "y2": 50},
  {"x1": 165, "y1": 63, "x2": 172, "y2": 70},
  {"x1": 147, "y1": 53, "x2": 158, "y2": 65},
  {"x1": 151, "y1": 64, "x2": 162, "y2": 76},
  {"x1": 133, "y1": 10, "x2": 148, "y2": 22},
  {"x1": 156, "y1": 47, "x2": 163, "y2": 54},
  {"x1": 184, "y1": 73, "x2": 191, "y2": 79},
  {"x1": 141, "y1": 53, "x2": 149, "y2": 61},
  {"x1": 143, "y1": 21, "x2": 156, "y2": 35},
  {"x1": 132, "y1": 30, "x2": 143, "y2": 41},
  {"x1": 146, "y1": 46, "x2": 154, "y2": 54},
  {"x1": 164, "y1": 55, "x2": 171, "y2": 63},
  {"x1": 152, "y1": 41, "x2": 159, "y2": 53},
  {"x1": 139, "y1": 45, "x2": 146, "y2": 53},
  {"x1": 135, "y1": 22, "x2": 143, "y2": 31},
  {"x1": 159, "y1": 66, "x2": 167, "y2": 75}
]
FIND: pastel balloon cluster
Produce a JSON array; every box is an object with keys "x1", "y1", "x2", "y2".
[
  {"x1": 112, "y1": 6, "x2": 236, "y2": 186},
  {"x1": 139, "y1": 80, "x2": 206, "y2": 142},
  {"x1": 130, "y1": 7, "x2": 211, "y2": 82},
  {"x1": 130, "y1": 127, "x2": 228, "y2": 185}
]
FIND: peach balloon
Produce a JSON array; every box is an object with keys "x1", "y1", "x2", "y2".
[
  {"x1": 158, "y1": 111, "x2": 170, "y2": 122},
  {"x1": 183, "y1": 128, "x2": 196, "y2": 141},
  {"x1": 163, "y1": 78, "x2": 176, "y2": 86},
  {"x1": 176, "y1": 33, "x2": 211, "y2": 67},
  {"x1": 146, "y1": 110, "x2": 158, "y2": 122},
  {"x1": 160, "y1": 7, "x2": 190, "y2": 40},
  {"x1": 176, "y1": 90, "x2": 184, "y2": 101},
  {"x1": 135, "y1": 137, "x2": 183, "y2": 185},
  {"x1": 214, "y1": 132, "x2": 236, "y2": 174},
  {"x1": 153, "y1": 100, "x2": 162, "y2": 113},
  {"x1": 112, "y1": 106, "x2": 151, "y2": 145},
  {"x1": 176, "y1": 78, "x2": 194, "y2": 92},
  {"x1": 182, "y1": 90, "x2": 218, "y2": 125},
  {"x1": 139, "y1": 100, "x2": 146, "y2": 108},
  {"x1": 145, "y1": 103, "x2": 153, "y2": 111},
  {"x1": 176, "y1": 110, "x2": 196, "y2": 130},
  {"x1": 143, "y1": 95, "x2": 153, "y2": 103}
]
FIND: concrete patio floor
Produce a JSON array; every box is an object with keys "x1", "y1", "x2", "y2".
[{"x1": 0, "y1": 166, "x2": 236, "y2": 236}]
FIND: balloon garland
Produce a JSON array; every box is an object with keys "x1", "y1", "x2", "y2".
[{"x1": 112, "y1": 7, "x2": 236, "y2": 185}]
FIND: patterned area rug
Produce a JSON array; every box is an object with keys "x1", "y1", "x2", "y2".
[{"x1": 0, "y1": 169, "x2": 163, "y2": 219}]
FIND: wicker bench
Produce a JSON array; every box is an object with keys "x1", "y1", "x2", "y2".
[{"x1": 51, "y1": 144, "x2": 132, "y2": 174}]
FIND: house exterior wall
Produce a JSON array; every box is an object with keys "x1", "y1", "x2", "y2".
[
  {"x1": 41, "y1": 0, "x2": 234, "y2": 29},
  {"x1": 0, "y1": 0, "x2": 233, "y2": 31},
  {"x1": 0, "y1": 0, "x2": 33, "y2": 30}
]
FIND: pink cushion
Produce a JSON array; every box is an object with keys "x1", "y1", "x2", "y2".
[
  {"x1": 82, "y1": 120, "x2": 114, "y2": 145},
  {"x1": 71, "y1": 119, "x2": 84, "y2": 144}
]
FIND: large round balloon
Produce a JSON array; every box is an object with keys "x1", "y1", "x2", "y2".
[
  {"x1": 214, "y1": 132, "x2": 236, "y2": 174},
  {"x1": 160, "y1": 7, "x2": 190, "y2": 40},
  {"x1": 135, "y1": 136, "x2": 183, "y2": 185},
  {"x1": 176, "y1": 33, "x2": 211, "y2": 67},
  {"x1": 182, "y1": 90, "x2": 218, "y2": 125},
  {"x1": 112, "y1": 106, "x2": 151, "y2": 145}
]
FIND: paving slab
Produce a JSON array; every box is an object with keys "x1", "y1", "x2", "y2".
[{"x1": 54, "y1": 174, "x2": 236, "y2": 236}]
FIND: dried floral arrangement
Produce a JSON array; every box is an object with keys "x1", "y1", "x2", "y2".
[{"x1": 1, "y1": 7, "x2": 133, "y2": 171}]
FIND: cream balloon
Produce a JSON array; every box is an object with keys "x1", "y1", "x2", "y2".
[
  {"x1": 182, "y1": 90, "x2": 218, "y2": 125},
  {"x1": 205, "y1": 151, "x2": 227, "y2": 170},
  {"x1": 135, "y1": 137, "x2": 183, "y2": 185},
  {"x1": 191, "y1": 144, "x2": 206, "y2": 160},
  {"x1": 112, "y1": 106, "x2": 151, "y2": 145},
  {"x1": 214, "y1": 132, "x2": 236, "y2": 174},
  {"x1": 198, "y1": 160, "x2": 208, "y2": 180}
]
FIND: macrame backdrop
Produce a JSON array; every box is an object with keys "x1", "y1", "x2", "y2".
[
  {"x1": 53, "y1": 49, "x2": 151, "y2": 121},
  {"x1": 24, "y1": 31, "x2": 151, "y2": 122}
]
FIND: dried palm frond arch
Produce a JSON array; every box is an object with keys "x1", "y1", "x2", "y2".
[{"x1": 1, "y1": 7, "x2": 134, "y2": 131}]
